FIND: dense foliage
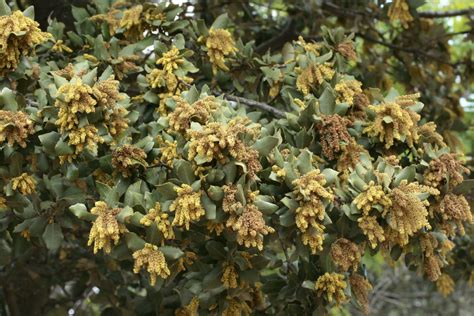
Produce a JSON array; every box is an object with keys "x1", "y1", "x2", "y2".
[{"x1": 0, "y1": 1, "x2": 472, "y2": 315}]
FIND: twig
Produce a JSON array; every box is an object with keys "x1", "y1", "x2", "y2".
[
  {"x1": 218, "y1": 93, "x2": 287, "y2": 118},
  {"x1": 418, "y1": 8, "x2": 474, "y2": 18}
]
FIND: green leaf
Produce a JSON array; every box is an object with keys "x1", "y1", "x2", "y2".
[
  {"x1": 201, "y1": 193, "x2": 216, "y2": 220},
  {"x1": 211, "y1": 13, "x2": 229, "y2": 29},
  {"x1": 156, "y1": 182, "x2": 177, "y2": 200},
  {"x1": 254, "y1": 198, "x2": 278, "y2": 215},
  {"x1": 319, "y1": 87, "x2": 336, "y2": 115},
  {"x1": 251, "y1": 136, "x2": 279, "y2": 156},
  {"x1": 160, "y1": 245, "x2": 184, "y2": 260},
  {"x1": 393, "y1": 165, "x2": 415, "y2": 186},
  {"x1": 23, "y1": 6, "x2": 34, "y2": 19},
  {"x1": 69, "y1": 203, "x2": 96, "y2": 221},
  {"x1": 0, "y1": 0, "x2": 11, "y2": 16},
  {"x1": 54, "y1": 138, "x2": 74, "y2": 155},
  {"x1": 205, "y1": 240, "x2": 226, "y2": 260},
  {"x1": 0, "y1": 88, "x2": 18, "y2": 111},
  {"x1": 124, "y1": 232, "x2": 146, "y2": 251},
  {"x1": 42, "y1": 223, "x2": 64, "y2": 252},
  {"x1": 39, "y1": 132, "x2": 60, "y2": 153},
  {"x1": 175, "y1": 160, "x2": 196, "y2": 185}
]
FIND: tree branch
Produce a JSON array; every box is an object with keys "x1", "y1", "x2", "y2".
[
  {"x1": 418, "y1": 8, "x2": 474, "y2": 18},
  {"x1": 355, "y1": 32, "x2": 459, "y2": 67},
  {"x1": 217, "y1": 93, "x2": 286, "y2": 117}
]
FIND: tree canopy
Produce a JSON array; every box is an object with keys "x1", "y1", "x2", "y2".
[{"x1": 0, "y1": 1, "x2": 472, "y2": 315}]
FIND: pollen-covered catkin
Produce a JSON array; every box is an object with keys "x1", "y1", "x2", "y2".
[
  {"x1": 132, "y1": 243, "x2": 170, "y2": 285},
  {"x1": 87, "y1": 201, "x2": 127, "y2": 254}
]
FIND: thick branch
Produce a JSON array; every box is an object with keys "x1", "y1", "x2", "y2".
[
  {"x1": 418, "y1": 8, "x2": 474, "y2": 18},
  {"x1": 219, "y1": 93, "x2": 286, "y2": 118}
]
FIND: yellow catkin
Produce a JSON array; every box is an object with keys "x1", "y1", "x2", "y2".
[
  {"x1": 170, "y1": 184, "x2": 205, "y2": 230},
  {"x1": 168, "y1": 96, "x2": 218, "y2": 133},
  {"x1": 51, "y1": 40, "x2": 72, "y2": 53},
  {"x1": 330, "y1": 238, "x2": 362, "y2": 272},
  {"x1": 315, "y1": 272, "x2": 348, "y2": 306},
  {"x1": 437, "y1": 193, "x2": 473, "y2": 236},
  {"x1": 222, "y1": 299, "x2": 251, "y2": 316},
  {"x1": 157, "y1": 46, "x2": 184, "y2": 74},
  {"x1": 156, "y1": 139, "x2": 178, "y2": 167},
  {"x1": 317, "y1": 114, "x2": 352, "y2": 160},
  {"x1": 293, "y1": 169, "x2": 333, "y2": 254},
  {"x1": 420, "y1": 233, "x2": 442, "y2": 281},
  {"x1": 175, "y1": 297, "x2": 199, "y2": 316},
  {"x1": 296, "y1": 63, "x2": 335, "y2": 95},
  {"x1": 120, "y1": 5, "x2": 145, "y2": 40},
  {"x1": 93, "y1": 77, "x2": 122, "y2": 108},
  {"x1": 111, "y1": 144, "x2": 147, "y2": 177},
  {"x1": 364, "y1": 97, "x2": 421, "y2": 149},
  {"x1": 358, "y1": 215, "x2": 385, "y2": 249},
  {"x1": 68, "y1": 125, "x2": 104, "y2": 155},
  {"x1": 354, "y1": 181, "x2": 391, "y2": 215},
  {"x1": 87, "y1": 201, "x2": 127, "y2": 254},
  {"x1": 187, "y1": 118, "x2": 261, "y2": 175},
  {"x1": 11, "y1": 173, "x2": 36, "y2": 195},
  {"x1": 424, "y1": 153, "x2": 470, "y2": 189},
  {"x1": 436, "y1": 273, "x2": 455, "y2": 297},
  {"x1": 140, "y1": 202, "x2": 175, "y2": 240},
  {"x1": 349, "y1": 274, "x2": 372, "y2": 314},
  {"x1": 0, "y1": 11, "x2": 51, "y2": 75},
  {"x1": 383, "y1": 181, "x2": 439, "y2": 246},
  {"x1": 132, "y1": 243, "x2": 170, "y2": 286},
  {"x1": 335, "y1": 80, "x2": 362, "y2": 105},
  {"x1": 228, "y1": 204, "x2": 275, "y2": 251},
  {"x1": 221, "y1": 263, "x2": 239, "y2": 289},
  {"x1": 388, "y1": 0, "x2": 413, "y2": 28},
  {"x1": 0, "y1": 196, "x2": 6, "y2": 209},
  {"x1": 0, "y1": 110, "x2": 34, "y2": 148},
  {"x1": 205, "y1": 28, "x2": 238, "y2": 73}
]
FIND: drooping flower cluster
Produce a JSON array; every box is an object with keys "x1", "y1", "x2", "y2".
[
  {"x1": 188, "y1": 118, "x2": 261, "y2": 175},
  {"x1": 156, "y1": 138, "x2": 178, "y2": 167},
  {"x1": 205, "y1": 28, "x2": 238, "y2": 73},
  {"x1": 0, "y1": 110, "x2": 34, "y2": 148},
  {"x1": 170, "y1": 184, "x2": 205, "y2": 230},
  {"x1": 0, "y1": 10, "x2": 51, "y2": 75},
  {"x1": 111, "y1": 144, "x2": 148, "y2": 177},
  {"x1": 315, "y1": 272, "x2": 348, "y2": 306},
  {"x1": 221, "y1": 262, "x2": 239, "y2": 289},
  {"x1": 296, "y1": 63, "x2": 335, "y2": 95},
  {"x1": 436, "y1": 273, "x2": 455, "y2": 297},
  {"x1": 132, "y1": 243, "x2": 170, "y2": 286},
  {"x1": 364, "y1": 93, "x2": 421, "y2": 148},
  {"x1": 54, "y1": 73, "x2": 127, "y2": 161},
  {"x1": 228, "y1": 204, "x2": 275, "y2": 251},
  {"x1": 354, "y1": 181, "x2": 392, "y2": 215},
  {"x1": 11, "y1": 173, "x2": 36, "y2": 195},
  {"x1": 388, "y1": 0, "x2": 413, "y2": 28},
  {"x1": 292, "y1": 169, "x2": 334, "y2": 254},
  {"x1": 330, "y1": 238, "x2": 362, "y2": 272},
  {"x1": 316, "y1": 114, "x2": 352, "y2": 160},
  {"x1": 140, "y1": 202, "x2": 175, "y2": 240},
  {"x1": 424, "y1": 153, "x2": 470, "y2": 189},
  {"x1": 420, "y1": 233, "x2": 443, "y2": 281},
  {"x1": 335, "y1": 80, "x2": 362, "y2": 105},
  {"x1": 168, "y1": 96, "x2": 219, "y2": 133},
  {"x1": 357, "y1": 215, "x2": 386, "y2": 249},
  {"x1": 157, "y1": 46, "x2": 184, "y2": 74},
  {"x1": 87, "y1": 201, "x2": 127, "y2": 254},
  {"x1": 349, "y1": 274, "x2": 372, "y2": 314},
  {"x1": 384, "y1": 181, "x2": 439, "y2": 246},
  {"x1": 437, "y1": 193, "x2": 473, "y2": 236}
]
